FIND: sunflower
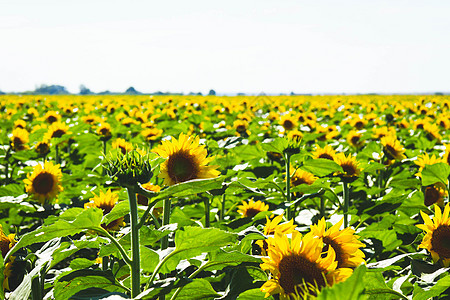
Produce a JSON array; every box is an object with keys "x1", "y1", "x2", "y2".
[
  {"x1": 11, "y1": 128, "x2": 29, "y2": 151},
  {"x1": 443, "y1": 144, "x2": 450, "y2": 166},
  {"x1": 310, "y1": 218, "x2": 365, "y2": 268},
  {"x1": 423, "y1": 183, "x2": 447, "y2": 207},
  {"x1": 287, "y1": 130, "x2": 303, "y2": 142},
  {"x1": 142, "y1": 128, "x2": 163, "y2": 141},
  {"x1": 255, "y1": 214, "x2": 297, "y2": 256},
  {"x1": 260, "y1": 231, "x2": 352, "y2": 299},
  {"x1": 233, "y1": 119, "x2": 250, "y2": 136},
  {"x1": 417, "y1": 204, "x2": 450, "y2": 266},
  {"x1": 96, "y1": 123, "x2": 112, "y2": 140},
  {"x1": 280, "y1": 114, "x2": 298, "y2": 132},
  {"x1": 43, "y1": 111, "x2": 61, "y2": 124},
  {"x1": 290, "y1": 167, "x2": 317, "y2": 188},
  {"x1": 81, "y1": 115, "x2": 102, "y2": 125},
  {"x1": 414, "y1": 153, "x2": 442, "y2": 177},
  {"x1": 380, "y1": 135, "x2": 406, "y2": 161},
  {"x1": 13, "y1": 119, "x2": 27, "y2": 129},
  {"x1": 44, "y1": 122, "x2": 71, "y2": 141},
  {"x1": 34, "y1": 140, "x2": 50, "y2": 156},
  {"x1": 137, "y1": 182, "x2": 161, "y2": 205},
  {"x1": 424, "y1": 123, "x2": 442, "y2": 142},
  {"x1": 347, "y1": 130, "x2": 363, "y2": 148},
  {"x1": 312, "y1": 145, "x2": 336, "y2": 161},
  {"x1": 85, "y1": 189, "x2": 125, "y2": 231},
  {"x1": 372, "y1": 126, "x2": 395, "y2": 140},
  {"x1": 24, "y1": 161, "x2": 63, "y2": 204},
  {"x1": 349, "y1": 117, "x2": 366, "y2": 130},
  {"x1": 335, "y1": 153, "x2": 361, "y2": 179},
  {"x1": 152, "y1": 133, "x2": 220, "y2": 186},
  {"x1": 1, "y1": 225, "x2": 16, "y2": 291},
  {"x1": 237, "y1": 199, "x2": 269, "y2": 218},
  {"x1": 112, "y1": 138, "x2": 133, "y2": 154}
]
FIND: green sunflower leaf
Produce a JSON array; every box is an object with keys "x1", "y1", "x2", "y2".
[
  {"x1": 301, "y1": 158, "x2": 343, "y2": 177},
  {"x1": 171, "y1": 278, "x2": 220, "y2": 300},
  {"x1": 421, "y1": 162, "x2": 450, "y2": 186},
  {"x1": 160, "y1": 226, "x2": 238, "y2": 273},
  {"x1": 412, "y1": 274, "x2": 450, "y2": 300},
  {"x1": 317, "y1": 265, "x2": 367, "y2": 300},
  {"x1": 103, "y1": 200, "x2": 129, "y2": 226},
  {"x1": 152, "y1": 177, "x2": 224, "y2": 202}
]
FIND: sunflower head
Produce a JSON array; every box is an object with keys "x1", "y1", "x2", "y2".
[
  {"x1": 137, "y1": 182, "x2": 161, "y2": 205},
  {"x1": 423, "y1": 183, "x2": 447, "y2": 207},
  {"x1": 444, "y1": 144, "x2": 450, "y2": 166},
  {"x1": 34, "y1": 140, "x2": 51, "y2": 156},
  {"x1": 381, "y1": 135, "x2": 406, "y2": 161},
  {"x1": 24, "y1": 161, "x2": 63, "y2": 204},
  {"x1": 96, "y1": 123, "x2": 112, "y2": 141},
  {"x1": 312, "y1": 145, "x2": 336, "y2": 161},
  {"x1": 104, "y1": 148, "x2": 153, "y2": 187},
  {"x1": 233, "y1": 119, "x2": 250, "y2": 136},
  {"x1": 414, "y1": 153, "x2": 443, "y2": 178},
  {"x1": 11, "y1": 128, "x2": 29, "y2": 151},
  {"x1": 237, "y1": 199, "x2": 269, "y2": 218},
  {"x1": 0, "y1": 225, "x2": 16, "y2": 259},
  {"x1": 152, "y1": 133, "x2": 220, "y2": 186},
  {"x1": 335, "y1": 153, "x2": 361, "y2": 180},
  {"x1": 280, "y1": 114, "x2": 298, "y2": 132},
  {"x1": 85, "y1": 189, "x2": 124, "y2": 231},
  {"x1": 347, "y1": 130, "x2": 364, "y2": 149},
  {"x1": 44, "y1": 122, "x2": 71, "y2": 141},
  {"x1": 417, "y1": 204, "x2": 450, "y2": 266},
  {"x1": 142, "y1": 128, "x2": 163, "y2": 141},
  {"x1": 424, "y1": 123, "x2": 442, "y2": 142},
  {"x1": 112, "y1": 138, "x2": 133, "y2": 154},
  {"x1": 260, "y1": 231, "x2": 351, "y2": 299},
  {"x1": 43, "y1": 111, "x2": 61, "y2": 124},
  {"x1": 310, "y1": 218, "x2": 365, "y2": 268},
  {"x1": 289, "y1": 167, "x2": 317, "y2": 192},
  {"x1": 13, "y1": 119, "x2": 27, "y2": 130}
]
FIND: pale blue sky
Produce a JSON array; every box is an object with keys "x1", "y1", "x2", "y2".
[{"x1": 1, "y1": 0, "x2": 449, "y2": 94}]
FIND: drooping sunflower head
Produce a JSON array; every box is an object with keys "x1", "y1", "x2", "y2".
[
  {"x1": 237, "y1": 199, "x2": 269, "y2": 218},
  {"x1": 312, "y1": 145, "x2": 336, "y2": 161},
  {"x1": 137, "y1": 182, "x2": 161, "y2": 205},
  {"x1": 11, "y1": 128, "x2": 29, "y2": 151},
  {"x1": 34, "y1": 140, "x2": 51, "y2": 156},
  {"x1": 260, "y1": 231, "x2": 351, "y2": 299},
  {"x1": 112, "y1": 138, "x2": 134, "y2": 154},
  {"x1": 85, "y1": 189, "x2": 124, "y2": 231},
  {"x1": 142, "y1": 128, "x2": 163, "y2": 141},
  {"x1": 0, "y1": 225, "x2": 16, "y2": 259},
  {"x1": 423, "y1": 123, "x2": 442, "y2": 142},
  {"x1": 24, "y1": 161, "x2": 63, "y2": 204},
  {"x1": 289, "y1": 167, "x2": 317, "y2": 187},
  {"x1": 152, "y1": 133, "x2": 220, "y2": 186},
  {"x1": 310, "y1": 218, "x2": 365, "y2": 268},
  {"x1": 414, "y1": 153, "x2": 443, "y2": 178},
  {"x1": 335, "y1": 153, "x2": 361, "y2": 179},
  {"x1": 381, "y1": 135, "x2": 406, "y2": 161},
  {"x1": 417, "y1": 204, "x2": 450, "y2": 267},
  {"x1": 423, "y1": 183, "x2": 447, "y2": 207}
]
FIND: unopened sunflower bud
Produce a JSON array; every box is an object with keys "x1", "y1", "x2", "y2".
[{"x1": 104, "y1": 148, "x2": 153, "y2": 188}]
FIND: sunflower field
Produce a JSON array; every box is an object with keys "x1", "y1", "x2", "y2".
[{"x1": 1, "y1": 94, "x2": 450, "y2": 299}]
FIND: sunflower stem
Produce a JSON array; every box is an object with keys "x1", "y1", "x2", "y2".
[
  {"x1": 102, "y1": 140, "x2": 107, "y2": 176},
  {"x1": 204, "y1": 196, "x2": 210, "y2": 228},
  {"x1": 285, "y1": 153, "x2": 292, "y2": 220},
  {"x1": 127, "y1": 186, "x2": 141, "y2": 298},
  {"x1": 161, "y1": 199, "x2": 171, "y2": 250},
  {"x1": 55, "y1": 144, "x2": 60, "y2": 165},
  {"x1": 319, "y1": 196, "x2": 326, "y2": 218},
  {"x1": 343, "y1": 181, "x2": 350, "y2": 228},
  {"x1": 220, "y1": 194, "x2": 226, "y2": 222},
  {"x1": 102, "y1": 256, "x2": 109, "y2": 271}
]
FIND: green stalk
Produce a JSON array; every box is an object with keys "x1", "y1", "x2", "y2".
[
  {"x1": 343, "y1": 181, "x2": 350, "y2": 228},
  {"x1": 102, "y1": 256, "x2": 109, "y2": 271},
  {"x1": 55, "y1": 144, "x2": 60, "y2": 165},
  {"x1": 161, "y1": 199, "x2": 171, "y2": 250},
  {"x1": 220, "y1": 194, "x2": 226, "y2": 222},
  {"x1": 319, "y1": 196, "x2": 325, "y2": 219},
  {"x1": 204, "y1": 196, "x2": 210, "y2": 228},
  {"x1": 285, "y1": 153, "x2": 292, "y2": 220},
  {"x1": 127, "y1": 186, "x2": 141, "y2": 298},
  {"x1": 102, "y1": 140, "x2": 107, "y2": 176}
]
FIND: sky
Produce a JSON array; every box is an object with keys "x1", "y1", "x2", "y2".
[{"x1": 1, "y1": 0, "x2": 449, "y2": 95}]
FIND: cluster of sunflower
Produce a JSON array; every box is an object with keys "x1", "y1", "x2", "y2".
[{"x1": 255, "y1": 213, "x2": 365, "y2": 299}]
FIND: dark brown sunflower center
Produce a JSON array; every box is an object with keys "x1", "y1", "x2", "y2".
[
  {"x1": 0, "y1": 239, "x2": 10, "y2": 258},
  {"x1": 97, "y1": 203, "x2": 114, "y2": 215},
  {"x1": 384, "y1": 144, "x2": 397, "y2": 160},
  {"x1": 244, "y1": 208, "x2": 261, "y2": 218},
  {"x1": 424, "y1": 186, "x2": 440, "y2": 206},
  {"x1": 447, "y1": 154, "x2": 450, "y2": 166},
  {"x1": 341, "y1": 163, "x2": 357, "y2": 176},
  {"x1": 37, "y1": 143, "x2": 49, "y2": 154},
  {"x1": 431, "y1": 225, "x2": 450, "y2": 259},
  {"x1": 47, "y1": 116, "x2": 57, "y2": 123},
  {"x1": 32, "y1": 172, "x2": 54, "y2": 195},
  {"x1": 323, "y1": 236, "x2": 344, "y2": 268},
  {"x1": 100, "y1": 128, "x2": 110, "y2": 136},
  {"x1": 278, "y1": 254, "x2": 326, "y2": 295},
  {"x1": 236, "y1": 125, "x2": 247, "y2": 133},
  {"x1": 51, "y1": 129, "x2": 66, "y2": 138},
  {"x1": 13, "y1": 137, "x2": 24, "y2": 147},
  {"x1": 350, "y1": 136, "x2": 360, "y2": 145},
  {"x1": 283, "y1": 120, "x2": 294, "y2": 130},
  {"x1": 318, "y1": 154, "x2": 334, "y2": 160},
  {"x1": 355, "y1": 121, "x2": 364, "y2": 129},
  {"x1": 291, "y1": 176, "x2": 308, "y2": 186},
  {"x1": 167, "y1": 150, "x2": 199, "y2": 184}
]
